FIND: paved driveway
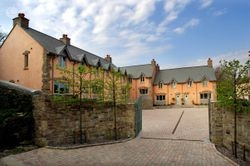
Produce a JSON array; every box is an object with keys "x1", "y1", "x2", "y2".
[
  {"x1": 0, "y1": 108, "x2": 237, "y2": 166},
  {"x1": 142, "y1": 108, "x2": 209, "y2": 141}
]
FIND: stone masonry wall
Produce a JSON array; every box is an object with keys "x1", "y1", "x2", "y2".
[
  {"x1": 209, "y1": 102, "x2": 250, "y2": 162},
  {"x1": 33, "y1": 94, "x2": 135, "y2": 146}
]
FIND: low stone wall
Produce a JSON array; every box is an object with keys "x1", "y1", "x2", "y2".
[
  {"x1": 209, "y1": 102, "x2": 250, "y2": 161},
  {"x1": 33, "y1": 95, "x2": 135, "y2": 146}
]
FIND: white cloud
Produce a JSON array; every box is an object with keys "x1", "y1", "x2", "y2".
[
  {"x1": 200, "y1": 0, "x2": 213, "y2": 9},
  {"x1": 173, "y1": 18, "x2": 199, "y2": 34},
  {"x1": 156, "y1": 0, "x2": 191, "y2": 35},
  {"x1": 131, "y1": 0, "x2": 156, "y2": 23},
  {"x1": 10, "y1": 0, "x2": 209, "y2": 66}
]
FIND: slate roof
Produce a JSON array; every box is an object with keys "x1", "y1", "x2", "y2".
[
  {"x1": 24, "y1": 28, "x2": 113, "y2": 70},
  {"x1": 154, "y1": 66, "x2": 216, "y2": 85},
  {"x1": 120, "y1": 64, "x2": 153, "y2": 78}
]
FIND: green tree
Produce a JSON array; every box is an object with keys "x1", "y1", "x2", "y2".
[
  {"x1": 57, "y1": 64, "x2": 104, "y2": 99},
  {"x1": 57, "y1": 64, "x2": 131, "y2": 141},
  {"x1": 0, "y1": 31, "x2": 7, "y2": 45},
  {"x1": 217, "y1": 59, "x2": 250, "y2": 108},
  {"x1": 104, "y1": 68, "x2": 131, "y2": 105},
  {"x1": 217, "y1": 59, "x2": 250, "y2": 158},
  {"x1": 103, "y1": 67, "x2": 131, "y2": 140},
  {"x1": 217, "y1": 59, "x2": 250, "y2": 157}
]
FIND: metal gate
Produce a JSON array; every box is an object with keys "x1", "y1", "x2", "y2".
[{"x1": 134, "y1": 96, "x2": 142, "y2": 137}]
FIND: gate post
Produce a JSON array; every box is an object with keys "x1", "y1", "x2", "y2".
[{"x1": 134, "y1": 97, "x2": 142, "y2": 137}]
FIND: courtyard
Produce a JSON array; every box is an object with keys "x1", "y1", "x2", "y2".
[{"x1": 0, "y1": 108, "x2": 237, "y2": 166}]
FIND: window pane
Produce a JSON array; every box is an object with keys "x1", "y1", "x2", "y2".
[
  {"x1": 24, "y1": 54, "x2": 28, "y2": 68},
  {"x1": 54, "y1": 84, "x2": 58, "y2": 93}
]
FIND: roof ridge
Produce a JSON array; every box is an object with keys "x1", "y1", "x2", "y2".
[
  {"x1": 121, "y1": 63, "x2": 151, "y2": 68},
  {"x1": 160, "y1": 65, "x2": 208, "y2": 71},
  {"x1": 26, "y1": 27, "x2": 111, "y2": 65},
  {"x1": 27, "y1": 27, "x2": 64, "y2": 45}
]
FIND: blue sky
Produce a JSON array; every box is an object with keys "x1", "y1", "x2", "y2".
[{"x1": 0, "y1": 0, "x2": 250, "y2": 68}]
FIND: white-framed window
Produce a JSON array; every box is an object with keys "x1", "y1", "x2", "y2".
[
  {"x1": 59, "y1": 56, "x2": 66, "y2": 68},
  {"x1": 158, "y1": 81, "x2": 163, "y2": 89},
  {"x1": 156, "y1": 95, "x2": 165, "y2": 101},
  {"x1": 139, "y1": 88, "x2": 148, "y2": 94},
  {"x1": 171, "y1": 80, "x2": 176, "y2": 88},
  {"x1": 200, "y1": 93, "x2": 211, "y2": 99},
  {"x1": 203, "y1": 80, "x2": 208, "y2": 87},
  {"x1": 54, "y1": 82, "x2": 69, "y2": 94}
]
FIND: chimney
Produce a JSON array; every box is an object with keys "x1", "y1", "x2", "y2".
[
  {"x1": 151, "y1": 59, "x2": 156, "y2": 66},
  {"x1": 60, "y1": 34, "x2": 71, "y2": 45},
  {"x1": 207, "y1": 58, "x2": 213, "y2": 68},
  {"x1": 156, "y1": 64, "x2": 160, "y2": 72},
  {"x1": 13, "y1": 13, "x2": 29, "y2": 28},
  {"x1": 105, "y1": 55, "x2": 112, "y2": 63}
]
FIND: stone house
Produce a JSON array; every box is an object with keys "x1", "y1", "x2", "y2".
[
  {"x1": 121, "y1": 58, "x2": 216, "y2": 106},
  {"x1": 0, "y1": 13, "x2": 216, "y2": 106},
  {"x1": 0, "y1": 13, "x2": 124, "y2": 99}
]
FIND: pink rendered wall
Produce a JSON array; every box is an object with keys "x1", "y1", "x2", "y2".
[{"x1": 0, "y1": 25, "x2": 44, "y2": 90}]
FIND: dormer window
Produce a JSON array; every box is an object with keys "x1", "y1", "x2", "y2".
[
  {"x1": 129, "y1": 77, "x2": 132, "y2": 83},
  {"x1": 140, "y1": 75, "x2": 145, "y2": 82},
  {"x1": 203, "y1": 80, "x2": 208, "y2": 87},
  {"x1": 187, "y1": 80, "x2": 192, "y2": 87},
  {"x1": 59, "y1": 56, "x2": 66, "y2": 68},
  {"x1": 158, "y1": 81, "x2": 163, "y2": 89},
  {"x1": 171, "y1": 80, "x2": 176, "y2": 88}
]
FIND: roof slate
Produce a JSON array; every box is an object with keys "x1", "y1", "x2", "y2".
[
  {"x1": 154, "y1": 66, "x2": 216, "y2": 84},
  {"x1": 120, "y1": 64, "x2": 153, "y2": 78},
  {"x1": 24, "y1": 27, "x2": 113, "y2": 70},
  {"x1": 22, "y1": 27, "x2": 216, "y2": 83}
]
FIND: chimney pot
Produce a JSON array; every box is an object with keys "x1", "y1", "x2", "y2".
[
  {"x1": 207, "y1": 58, "x2": 213, "y2": 68},
  {"x1": 18, "y1": 13, "x2": 25, "y2": 18},
  {"x1": 60, "y1": 34, "x2": 71, "y2": 45},
  {"x1": 105, "y1": 55, "x2": 112, "y2": 63},
  {"x1": 151, "y1": 59, "x2": 156, "y2": 66}
]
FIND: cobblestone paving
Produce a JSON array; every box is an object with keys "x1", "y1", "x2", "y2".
[{"x1": 0, "y1": 108, "x2": 237, "y2": 166}]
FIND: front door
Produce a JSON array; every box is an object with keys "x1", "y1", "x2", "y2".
[
  {"x1": 176, "y1": 94, "x2": 181, "y2": 105},
  {"x1": 184, "y1": 94, "x2": 189, "y2": 105}
]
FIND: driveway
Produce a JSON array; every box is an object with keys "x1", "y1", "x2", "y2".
[{"x1": 0, "y1": 108, "x2": 237, "y2": 166}]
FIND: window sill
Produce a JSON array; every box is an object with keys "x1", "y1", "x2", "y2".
[{"x1": 24, "y1": 67, "x2": 29, "y2": 70}]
